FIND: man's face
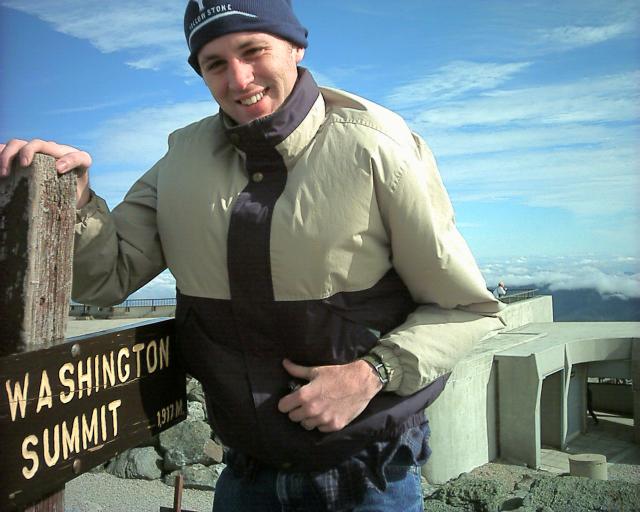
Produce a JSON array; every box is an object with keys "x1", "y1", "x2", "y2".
[{"x1": 197, "y1": 31, "x2": 305, "y2": 125}]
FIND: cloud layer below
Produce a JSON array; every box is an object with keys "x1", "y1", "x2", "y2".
[{"x1": 481, "y1": 256, "x2": 640, "y2": 299}]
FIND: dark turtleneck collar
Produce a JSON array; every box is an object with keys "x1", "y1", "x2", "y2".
[{"x1": 221, "y1": 67, "x2": 320, "y2": 154}]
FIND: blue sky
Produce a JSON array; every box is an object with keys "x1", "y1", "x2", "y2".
[{"x1": 1, "y1": 1, "x2": 638, "y2": 299}]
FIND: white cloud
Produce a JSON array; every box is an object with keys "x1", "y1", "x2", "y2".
[
  {"x1": 387, "y1": 64, "x2": 639, "y2": 220},
  {"x1": 410, "y1": 71, "x2": 639, "y2": 129},
  {"x1": 480, "y1": 256, "x2": 640, "y2": 299},
  {"x1": 427, "y1": 123, "x2": 637, "y2": 159},
  {"x1": 440, "y1": 141, "x2": 639, "y2": 216},
  {"x1": 47, "y1": 99, "x2": 135, "y2": 115},
  {"x1": 81, "y1": 100, "x2": 217, "y2": 206},
  {"x1": 536, "y1": 22, "x2": 636, "y2": 51},
  {"x1": 385, "y1": 61, "x2": 531, "y2": 109},
  {"x1": 89, "y1": 100, "x2": 217, "y2": 168},
  {"x1": 1, "y1": 0, "x2": 186, "y2": 71},
  {"x1": 130, "y1": 255, "x2": 640, "y2": 301},
  {"x1": 127, "y1": 269, "x2": 177, "y2": 300}
]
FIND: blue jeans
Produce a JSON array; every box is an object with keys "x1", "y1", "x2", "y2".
[{"x1": 211, "y1": 459, "x2": 424, "y2": 512}]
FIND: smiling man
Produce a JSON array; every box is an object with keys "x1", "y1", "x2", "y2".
[
  {"x1": 196, "y1": 32, "x2": 304, "y2": 124},
  {"x1": 0, "y1": 1, "x2": 505, "y2": 511}
]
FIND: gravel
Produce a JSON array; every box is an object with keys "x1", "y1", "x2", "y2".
[{"x1": 65, "y1": 472, "x2": 213, "y2": 512}]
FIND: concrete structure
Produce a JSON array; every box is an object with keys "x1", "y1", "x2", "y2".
[
  {"x1": 424, "y1": 295, "x2": 553, "y2": 483},
  {"x1": 495, "y1": 322, "x2": 639, "y2": 470},
  {"x1": 499, "y1": 294, "x2": 553, "y2": 328},
  {"x1": 568, "y1": 453, "x2": 608, "y2": 480},
  {"x1": 424, "y1": 296, "x2": 639, "y2": 484}
]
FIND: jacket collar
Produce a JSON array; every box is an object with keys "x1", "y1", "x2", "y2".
[{"x1": 222, "y1": 68, "x2": 323, "y2": 163}]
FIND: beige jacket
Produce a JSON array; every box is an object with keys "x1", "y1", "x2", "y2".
[{"x1": 73, "y1": 76, "x2": 505, "y2": 397}]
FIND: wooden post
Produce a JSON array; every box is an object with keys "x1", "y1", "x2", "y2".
[{"x1": 0, "y1": 154, "x2": 77, "y2": 510}]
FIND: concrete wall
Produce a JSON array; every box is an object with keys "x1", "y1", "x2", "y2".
[
  {"x1": 567, "y1": 365, "x2": 587, "y2": 441},
  {"x1": 540, "y1": 370, "x2": 564, "y2": 449},
  {"x1": 423, "y1": 295, "x2": 554, "y2": 483},
  {"x1": 499, "y1": 295, "x2": 553, "y2": 329}
]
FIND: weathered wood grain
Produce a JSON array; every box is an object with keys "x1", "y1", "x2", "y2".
[
  {"x1": 0, "y1": 154, "x2": 76, "y2": 357},
  {"x1": 0, "y1": 155, "x2": 75, "y2": 510}
]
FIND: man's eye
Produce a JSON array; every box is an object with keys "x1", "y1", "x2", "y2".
[
  {"x1": 244, "y1": 47, "x2": 265, "y2": 58},
  {"x1": 205, "y1": 61, "x2": 225, "y2": 72}
]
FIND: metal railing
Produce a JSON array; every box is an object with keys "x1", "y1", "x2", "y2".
[
  {"x1": 117, "y1": 297, "x2": 177, "y2": 308},
  {"x1": 499, "y1": 288, "x2": 538, "y2": 304},
  {"x1": 69, "y1": 297, "x2": 177, "y2": 317}
]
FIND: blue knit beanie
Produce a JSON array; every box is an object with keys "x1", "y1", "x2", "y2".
[{"x1": 184, "y1": 0, "x2": 308, "y2": 74}]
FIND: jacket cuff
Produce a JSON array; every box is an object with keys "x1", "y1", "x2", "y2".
[
  {"x1": 75, "y1": 190, "x2": 100, "y2": 224},
  {"x1": 369, "y1": 345, "x2": 403, "y2": 392}
]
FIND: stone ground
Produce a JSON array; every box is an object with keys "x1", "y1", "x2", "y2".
[
  {"x1": 64, "y1": 461, "x2": 640, "y2": 512},
  {"x1": 422, "y1": 461, "x2": 640, "y2": 511}
]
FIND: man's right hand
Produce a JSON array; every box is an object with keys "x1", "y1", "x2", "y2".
[{"x1": 0, "y1": 138, "x2": 92, "y2": 209}]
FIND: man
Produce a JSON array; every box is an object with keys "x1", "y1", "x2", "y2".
[
  {"x1": 0, "y1": 1, "x2": 505, "y2": 510},
  {"x1": 493, "y1": 281, "x2": 508, "y2": 300}
]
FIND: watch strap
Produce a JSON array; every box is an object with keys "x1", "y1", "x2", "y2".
[{"x1": 360, "y1": 353, "x2": 389, "y2": 387}]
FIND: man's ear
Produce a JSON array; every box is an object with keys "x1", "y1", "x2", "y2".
[{"x1": 293, "y1": 47, "x2": 305, "y2": 64}]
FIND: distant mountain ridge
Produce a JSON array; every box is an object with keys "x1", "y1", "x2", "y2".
[{"x1": 513, "y1": 286, "x2": 640, "y2": 322}]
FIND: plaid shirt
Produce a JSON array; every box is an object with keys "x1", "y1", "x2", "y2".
[
  {"x1": 308, "y1": 422, "x2": 431, "y2": 511},
  {"x1": 225, "y1": 421, "x2": 431, "y2": 511}
]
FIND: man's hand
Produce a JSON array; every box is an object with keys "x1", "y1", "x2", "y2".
[
  {"x1": 277, "y1": 358, "x2": 383, "y2": 433},
  {"x1": 0, "y1": 138, "x2": 92, "y2": 208}
]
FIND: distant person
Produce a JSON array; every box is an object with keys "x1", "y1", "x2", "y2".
[
  {"x1": 493, "y1": 281, "x2": 508, "y2": 299},
  {"x1": 0, "y1": 1, "x2": 506, "y2": 510}
]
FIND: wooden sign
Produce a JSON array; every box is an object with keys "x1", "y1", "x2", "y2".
[{"x1": 0, "y1": 318, "x2": 187, "y2": 511}]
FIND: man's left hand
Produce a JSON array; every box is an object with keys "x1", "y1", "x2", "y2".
[{"x1": 277, "y1": 358, "x2": 383, "y2": 432}]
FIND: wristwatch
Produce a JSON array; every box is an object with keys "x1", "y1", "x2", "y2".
[{"x1": 360, "y1": 353, "x2": 390, "y2": 387}]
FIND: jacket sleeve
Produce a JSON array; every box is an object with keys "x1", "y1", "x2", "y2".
[
  {"x1": 72, "y1": 158, "x2": 167, "y2": 307},
  {"x1": 370, "y1": 133, "x2": 506, "y2": 396}
]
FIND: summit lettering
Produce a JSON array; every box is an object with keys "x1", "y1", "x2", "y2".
[
  {"x1": 189, "y1": 4, "x2": 234, "y2": 31},
  {"x1": 2, "y1": 336, "x2": 173, "y2": 481},
  {"x1": 3, "y1": 337, "x2": 170, "y2": 421},
  {"x1": 20, "y1": 399, "x2": 122, "y2": 479}
]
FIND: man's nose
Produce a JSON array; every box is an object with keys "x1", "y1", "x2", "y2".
[{"x1": 227, "y1": 60, "x2": 253, "y2": 90}]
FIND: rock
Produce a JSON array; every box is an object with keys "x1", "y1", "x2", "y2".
[
  {"x1": 106, "y1": 447, "x2": 163, "y2": 480},
  {"x1": 608, "y1": 462, "x2": 640, "y2": 484},
  {"x1": 435, "y1": 472, "x2": 513, "y2": 512},
  {"x1": 163, "y1": 463, "x2": 225, "y2": 491},
  {"x1": 500, "y1": 495, "x2": 524, "y2": 510},
  {"x1": 188, "y1": 400, "x2": 206, "y2": 421},
  {"x1": 471, "y1": 462, "x2": 540, "y2": 491},
  {"x1": 159, "y1": 418, "x2": 214, "y2": 470},
  {"x1": 423, "y1": 499, "x2": 464, "y2": 511},
  {"x1": 186, "y1": 378, "x2": 206, "y2": 407},
  {"x1": 522, "y1": 476, "x2": 640, "y2": 511}
]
